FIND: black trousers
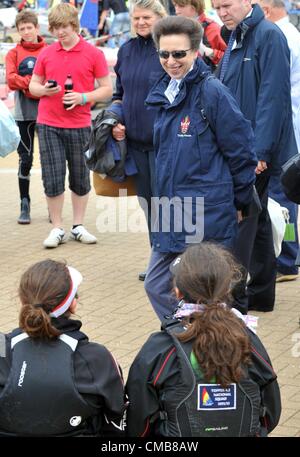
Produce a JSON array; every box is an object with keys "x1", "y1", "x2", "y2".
[
  {"x1": 128, "y1": 141, "x2": 156, "y2": 245},
  {"x1": 17, "y1": 120, "x2": 35, "y2": 177},
  {"x1": 17, "y1": 120, "x2": 36, "y2": 200},
  {"x1": 233, "y1": 172, "x2": 276, "y2": 313}
]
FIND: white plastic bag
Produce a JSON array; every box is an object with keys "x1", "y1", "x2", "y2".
[
  {"x1": 0, "y1": 100, "x2": 20, "y2": 158},
  {"x1": 267, "y1": 197, "x2": 287, "y2": 258}
]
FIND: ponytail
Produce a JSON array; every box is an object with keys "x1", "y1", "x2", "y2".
[
  {"x1": 177, "y1": 304, "x2": 251, "y2": 387},
  {"x1": 19, "y1": 304, "x2": 60, "y2": 339}
]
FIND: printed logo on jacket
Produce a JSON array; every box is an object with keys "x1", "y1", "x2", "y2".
[
  {"x1": 178, "y1": 115, "x2": 191, "y2": 137},
  {"x1": 198, "y1": 384, "x2": 237, "y2": 410}
]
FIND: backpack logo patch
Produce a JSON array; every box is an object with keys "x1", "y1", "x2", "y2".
[{"x1": 197, "y1": 384, "x2": 237, "y2": 410}]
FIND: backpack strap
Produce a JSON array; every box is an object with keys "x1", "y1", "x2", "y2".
[
  {"x1": 11, "y1": 332, "x2": 29, "y2": 349},
  {"x1": 200, "y1": 19, "x2": 213, "y2": 29},
  {"x1": 0, "y1": 332, "x2": 5, "y2": 357},
  {"x1": 199, "y1": 21, "x2": 218, "y2": 71},
  {"x1": 10, "y1": 332, "x2": 80, "y2": 352},
  {"x1": 163, "y1": 320, "x2": 195, "y2": 437},
  {"x1": 200, "y1": 19, "x2": 212, "y2": 44},
  {"x1": 58, "y1": 334, "x2": 78, "y2": 351},
  {"x1": 199, "y1": 74, "x2": 217, "y2": 132}
]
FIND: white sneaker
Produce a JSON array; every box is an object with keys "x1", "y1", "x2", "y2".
[
  {"x1": 70, "y1": 225, "x2": 97, "y2": 244},
  {"x1": 43, "y1": 228, "x2": 68, "y2": 248}
]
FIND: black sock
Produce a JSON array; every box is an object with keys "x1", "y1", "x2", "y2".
[
  {"x1": 19, "y1": 177, "x2": 30, "y2": 201},
  {"x1": 72, "y1": 224, "x2": 82, "y2": 230}
]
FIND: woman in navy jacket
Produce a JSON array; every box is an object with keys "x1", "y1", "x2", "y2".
[
  {"x1": 112, "y1": 0, "x2": 167, "y2": 280},
  {"x1": 144, "y1": 15, "x2": 257, "y2": 321}
]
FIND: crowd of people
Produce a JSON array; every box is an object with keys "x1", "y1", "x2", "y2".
[{"x1": 0, "y1": 0, "x2": 299, "y2": 437}]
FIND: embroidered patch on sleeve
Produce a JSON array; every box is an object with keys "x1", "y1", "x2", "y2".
[{"x1": 197, "y1": 384, "x2": 236, "y2": 410}]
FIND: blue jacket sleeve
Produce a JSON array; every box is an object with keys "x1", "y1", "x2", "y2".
[
  {"x1": 254, "y1": 29, "x2": 291, "y2": 163},
  {"x1": 112, "y1": 47, "x2": 124, "y2": 102},
  {"x1": 203, "y1": 80, "x2": 257, "y2": 210}
]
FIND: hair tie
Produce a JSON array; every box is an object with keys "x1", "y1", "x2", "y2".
[{"x1": 33, "y1": 303, "x2": 44, "y2": 309}]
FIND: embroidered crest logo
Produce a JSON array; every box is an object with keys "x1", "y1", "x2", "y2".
[{"x1": 180, "y1": 116, "x2": 190, "y2": 134}]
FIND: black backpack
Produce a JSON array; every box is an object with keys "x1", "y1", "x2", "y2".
[{"x1": 162, "y1": 320, "x2": 264, "y2": 437}]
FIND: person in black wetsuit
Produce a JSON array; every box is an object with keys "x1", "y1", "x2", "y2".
[{"x1": 0, "y1": 259, "x2": 126, "y2": 437}]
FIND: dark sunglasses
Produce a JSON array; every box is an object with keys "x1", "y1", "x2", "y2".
[{"x1": 157, "y1": 49, "x2": 191, "y2": 60}]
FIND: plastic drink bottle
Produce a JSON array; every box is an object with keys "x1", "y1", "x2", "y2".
[{"x1": 63, "y1": 74, "x2": 73, "y2": 109}]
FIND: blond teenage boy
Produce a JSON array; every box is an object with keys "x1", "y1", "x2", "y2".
[{"x1": 29, "y1": 3, "x2": 113, "y2": 248}]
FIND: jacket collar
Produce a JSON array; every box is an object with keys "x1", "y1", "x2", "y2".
[
  {"x1": 9, "y1": 317, "x2": 88, "y2": 342},
  {"x1": 20, "y1": 36, "x2": 45, "y2": 50},
  {"x1": 136, "y1": 33, "x2": 154, "y2": 44},
  {"x1": 234, "y1": 4, "x2": 265, "y2": 49},
  {"x1": 52, "y1": 317, "x2": 89, "y2": 342},
  {"x1": 145, "y1": 58, "x2": 210, "y2": 108},
  {"x1": 55, "y1": 34, "x2": 83, "y2": 52}
]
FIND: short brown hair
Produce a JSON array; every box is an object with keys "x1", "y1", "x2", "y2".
[
  {"x1": 48, "y1": 3, "x2": 80, "y2": 33},
  {"x1": 153, "y1": 15, "x2": 203, "y2": 51},
  {"x1": 172, "y1": 0, "x2": 205, "y2": 14},
  {"x1": 15, "y1": 9, "x2": 38, "y2": 29}
]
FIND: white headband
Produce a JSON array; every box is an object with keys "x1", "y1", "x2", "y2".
[{"x1": 50, "y1": 266, "x2": 83, "y2": 318}]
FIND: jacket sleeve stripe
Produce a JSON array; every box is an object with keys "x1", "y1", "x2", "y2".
[
  {"x1": 153, "y1": 347, "x2": 176, "y2": 387},
  {"x1": 140, "y1": 418, "x2": 150, "y2": 437},
  {"x1": 251, "y1": 345, "x2": 276, "y2": 375}
]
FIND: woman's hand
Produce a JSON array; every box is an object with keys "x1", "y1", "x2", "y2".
[
  {"x1": 112, "y1": 123, "x2": 126, "y2": 141},
  {"x1": 255, "y1": 160, "x2": 268, "y2": 174},
  {"x1": 237, "y1": 210, "x2": 243, "y2": 223}
]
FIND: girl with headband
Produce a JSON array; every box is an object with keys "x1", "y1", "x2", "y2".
[
  {"x1": 126, "y1": 242, "x2": 281, "y2": 437},
  {"x1": 0, "y1": 259, "x2": 126, "y2": 437}
]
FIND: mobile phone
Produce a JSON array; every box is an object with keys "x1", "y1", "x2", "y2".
[{"x1": 47, "y1": 80, "x2": 57, "y2": 88}]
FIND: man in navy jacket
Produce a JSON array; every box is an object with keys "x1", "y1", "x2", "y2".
[{"x1": 214, "y1": 0, "x2": 297, "y2": 313}]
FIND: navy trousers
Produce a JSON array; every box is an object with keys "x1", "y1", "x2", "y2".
[
  {"x1": 145, "y1": 236, "x2": 236, "y2": 321},
  {"x1": 144, "y1": 249, "x2": 180, "y2": 321}
]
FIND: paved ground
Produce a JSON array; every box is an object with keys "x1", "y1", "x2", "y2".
[{"x1": 0, "y1": 150, "x2": 300, "y2": 437}]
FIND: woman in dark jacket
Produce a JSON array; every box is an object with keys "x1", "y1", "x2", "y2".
[
  {"x1": 126, "y1": 242, "x2": 281, "y2": 437},
  {"x1": 112, "y1": 0, "x2": 167, "y2": 280},
  {"x1": 0, "y1": 259, "x2": 125, "y2": 437},
  {"x1": 143, "y1": 15, "x2": 257, "y2": 320}
]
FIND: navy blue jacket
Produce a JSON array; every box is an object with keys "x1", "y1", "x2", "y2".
[
  {"x1": 217, "y1": 4, "x2": 297, "y2": 174},
  {"x1": 146, "y1": 59, "x2": 257, "y2": 253},
  {"x1": 112, "y1": 35, "x2": 165, "y2": 146}
]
